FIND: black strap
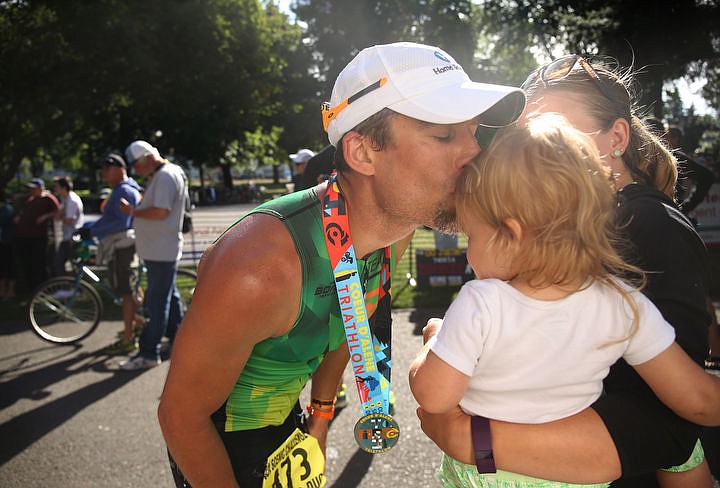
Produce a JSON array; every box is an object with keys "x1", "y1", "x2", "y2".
[{"x1": 471, "y1": 415, "x2": 496, "y2": 473}]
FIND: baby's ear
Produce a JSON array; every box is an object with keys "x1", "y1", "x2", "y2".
[{"x1": 503, "y1": 218, "x2": 523, "y2": 241}]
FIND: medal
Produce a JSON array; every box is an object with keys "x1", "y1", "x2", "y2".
[
  {"x1": 354, "y1": 413, "x2": 400, "y2": 454},
  {"x1": 322, "y1": 173, "x2": 399, "y2": 454}
]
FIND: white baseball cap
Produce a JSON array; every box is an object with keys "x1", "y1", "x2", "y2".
[
  {"x1": 125, "y1": 140, "x2": 160, "y2": 164},
  {"x1": 290, "y1": 148, "x2": 315, "y2": 164},
  {"x1": 322, "y1": 42, "x2": 526, "y2": 146}
]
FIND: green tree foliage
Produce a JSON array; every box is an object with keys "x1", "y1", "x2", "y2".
[
  {"x1": 0, "y1": 0, "x2": 319, "y2": 190},
  {"x1": 293, "y1": 0, "x2": 478, "y2": 96},
  {"x1": 4, "y1": 0, "x2": 719, "y2": 194},
  {"x1": 479, "y1": 0, "x2": 720, "y2": 118}
]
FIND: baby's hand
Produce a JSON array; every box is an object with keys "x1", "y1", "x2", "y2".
[{"x1": 422, "y1": 318, "x2": 442, "y2": 344}]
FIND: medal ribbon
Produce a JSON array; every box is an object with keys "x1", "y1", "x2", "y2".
[{"x1": 322, "y1": 173, "x2": 392, "y2": 416}]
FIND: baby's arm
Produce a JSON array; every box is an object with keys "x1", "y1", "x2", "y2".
[
  {"x1": 634, "y1": 342, "x2": 720, "y2": 426},
  {"x1": 409, "y1": 335, "x2": 470, "y2": 414}
]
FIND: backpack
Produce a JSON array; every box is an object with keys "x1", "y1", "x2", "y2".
[{"x1": 181, "y1": 171, "x2": 193, "y2": 234}]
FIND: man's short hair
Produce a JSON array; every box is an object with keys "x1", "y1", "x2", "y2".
[
  {"x1": 54, "y1": 176, "x2": 73, "y2": 192},
  {"x1": 334, "y1": 109, "x2": 396, "y2": 173}
]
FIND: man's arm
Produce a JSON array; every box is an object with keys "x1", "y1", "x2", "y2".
[
  {"x1": 307, "y1": 345, "x2": 350, "y2": 454},
  {"x1": 158, "y1": 214, "x2": 302, "y2": 487},
  {"x1": 118, "y1": 197, "x2": 169, "y2": 220}
]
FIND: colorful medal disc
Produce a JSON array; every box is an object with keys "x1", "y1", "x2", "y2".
[{"x1": 353, "y1": 413, "x2": 400, "y2": 454}]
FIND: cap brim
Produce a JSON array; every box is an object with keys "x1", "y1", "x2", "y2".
[{"x1": 389, "y1": 82, "x2": 526, "y2": 128}]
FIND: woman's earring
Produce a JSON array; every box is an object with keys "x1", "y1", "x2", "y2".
[{"x1": 613, "y1": 148, "x2": 624, "y2": 157}]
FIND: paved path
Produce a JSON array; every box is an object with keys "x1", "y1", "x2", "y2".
[{"x1": 0, "y1": 308, "x2": 449, "y2": 488}]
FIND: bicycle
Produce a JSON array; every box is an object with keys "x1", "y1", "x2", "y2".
[{"x1": 27, "y1": 235, "x2": 197, "y2": 344}]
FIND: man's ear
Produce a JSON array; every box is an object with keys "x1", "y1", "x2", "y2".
[
  {"x1": 503, "y1": 218, "x2": 523, "y2": 241},
  {"x1": 341, "y1": 131, "x2": 376, "y2": 176}
]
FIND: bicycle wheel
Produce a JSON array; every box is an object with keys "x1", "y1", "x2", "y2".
[
  {"x1": 27, "y1": 277, "x2": 103, "y2": 344},
  {"x1": 176, "y1": 268, "x2": 198, "y2": 313}
]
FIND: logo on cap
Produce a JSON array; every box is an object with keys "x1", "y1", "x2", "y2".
[{"x1": 434, "y1": 51, "x2": 451, "y2": 63}]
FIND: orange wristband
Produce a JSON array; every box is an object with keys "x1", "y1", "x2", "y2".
[{"x1": 306, "y1": 403, "x2": 335, "y2": 420}]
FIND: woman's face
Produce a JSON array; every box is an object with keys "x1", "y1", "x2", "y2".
[{"x1": 519, "y1": 91, "x2": 619, "y2": 174}]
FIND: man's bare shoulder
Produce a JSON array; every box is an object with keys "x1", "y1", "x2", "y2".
[
  {"x1": 203, "y1": 212, "x2": 296, "y2": 264},
  {"x1": 192, "y1": 213, "x2": 302, "y2": 338}
]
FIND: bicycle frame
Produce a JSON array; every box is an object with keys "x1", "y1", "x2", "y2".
[
  {"x1": 28, "y1": 236, "x2": 196, "y2": 344},
  {"x1": 78, "y1": 261, "x2": 144, "y2": 308}
]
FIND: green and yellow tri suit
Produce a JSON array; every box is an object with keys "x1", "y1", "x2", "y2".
[{"x1": 211, "y1": 187, "x2": 395, "y2": 432}]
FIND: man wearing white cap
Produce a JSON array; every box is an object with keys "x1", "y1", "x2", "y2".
[
  {"x1": 289, "y1": 148, "x2": 315, "y2": 192},
  {"x1": 118, "y1": 140, "x2": 189, "y2": 371},
  {"x1": 159, "y1": 42, "x2": 525, "y2": 487}
]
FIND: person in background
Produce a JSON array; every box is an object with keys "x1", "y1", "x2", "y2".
[
  {"x1": 99, "y1": 187, "x2": 112, "y2": 213},
  {"x1": 52, "y1": 176, "x2": 84, "y2": 276},
  {"x1": 157, "y1": 41, "x2": 525, "y2": 487},
  {"x1": 0, "y1": 190, "x2": 16, "y2": 301},
  {"x1": 14, "y1": 178, "x2": 60, "y2": 293},
  {"x1": 119, "y1": 140, "x2": 187, "y2": 371},
  {"x1": 90, "y1": 153, "x2": 143, "y2": 355},
  {"x1": 666, "y1": 126, "x2": 715, "y2": 217},
  {"x1": 644, "y1": 119, "x2": 715, "y2": 218},
  {"x1": 289, "y1": 148, "x2": 315, "y2": 192},
  {"x1": 301, "y1": 145, "x2": 336, "y2": 190}
]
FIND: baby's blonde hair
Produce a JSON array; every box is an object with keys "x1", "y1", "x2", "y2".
[{"x1": 457, "y1": 114, "x2": 644, "y2": 338}]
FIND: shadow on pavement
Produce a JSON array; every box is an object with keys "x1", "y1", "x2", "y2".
[
  {"x1": 0, "y1": 319, "x2": 28, "y2": 336},
  {"x1": 328, "y1": 448, "x2": 374, "y2": 488},
  {"x1": 0, "y1": 350, "x2": 145, "y2": 467}
]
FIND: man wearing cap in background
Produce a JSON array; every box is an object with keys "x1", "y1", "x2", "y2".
[
  {"x1": 302, "y1": 144, "x2": 336, "y2": 190},
  {"x1": 289, "y1": 148, "x2": 315, "y2": 192},
  {"x1": 14, "y1": 177, "x2": 60, "y2": 293},
  {"x1": 89, "y1": 153, "x2": 143, "y2": 355},
  {"x1": 118, "y1": 140, "x2": 188, "y2": 371},
  {"x1": 158, "y1": 41, "x2": 524, "y2": 487}
]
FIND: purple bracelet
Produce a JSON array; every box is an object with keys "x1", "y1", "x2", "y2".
[{"x1": 471, "y1": 415, "x2": 496, "y2": 473}]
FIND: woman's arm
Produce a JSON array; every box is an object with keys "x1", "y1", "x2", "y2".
[
  {"x1": 417, "y1": 406, "x2": 621, "y2": 483},
  {"x1": 633, "y1": 342, "x2": 720, "y2": 425}
]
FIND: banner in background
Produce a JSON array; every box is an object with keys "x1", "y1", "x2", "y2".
[{"x1": 415, "y1": 248, "x2": 474, "y2": 288}]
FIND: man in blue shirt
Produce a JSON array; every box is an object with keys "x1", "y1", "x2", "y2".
[{"x1": 90, "y1": 153, "x2": 143, "y2": 354}]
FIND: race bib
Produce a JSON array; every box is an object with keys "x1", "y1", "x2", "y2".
[{"x1": 262, "y1": 428, "x2": 325, "y2": 488}]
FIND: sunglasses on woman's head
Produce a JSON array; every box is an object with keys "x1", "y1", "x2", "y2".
[{"x1": 521, "y1": 55, "x2": 621, "y2": 108}]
